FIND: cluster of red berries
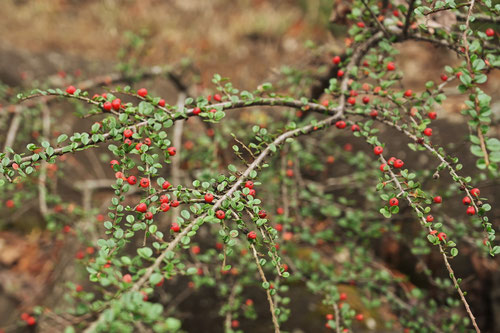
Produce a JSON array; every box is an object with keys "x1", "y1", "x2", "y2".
[
  {"x1": 20, "y1": 312, "x2": 36, "y2": 326},
  {"x1": 464, "y1": 188, "x2": 479, "y2": 216},
  {"x1": 379, "y1": 156, "x2": 404, "y2": 172},
  {"x1": 324, "y1": 293, "x2": 363, "y2": 331}
]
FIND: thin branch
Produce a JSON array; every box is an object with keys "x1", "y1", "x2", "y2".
[
  {"x1": 250, "y1": 243, "x2": 280, "y2": 333},
  {"x1": 403, "y1": 0, "x2": 417, "y2": 37}
]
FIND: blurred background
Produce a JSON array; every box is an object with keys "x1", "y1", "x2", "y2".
[{"x1": 0, "y1": 0, "x2": 499, "y2": 332}]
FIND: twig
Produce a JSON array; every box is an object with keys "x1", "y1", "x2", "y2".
[
  {"x1": 250, "y1": 243, "x2": 280, "y2": 333},
  {"x1": 360, "y1": 0, "x2": 390, "y2": 37},
  {"x1": 169, "y1": 92, "x2": 186, "y2": 225},
  {"x1": 403, "y1": 0, "x2": 417, "y2": 37}
]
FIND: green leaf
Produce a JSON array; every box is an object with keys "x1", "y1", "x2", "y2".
[{"x1": 138, "y1": 247, "x2": 153, "y2": 258}]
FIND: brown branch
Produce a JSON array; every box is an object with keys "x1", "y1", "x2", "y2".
[
  {"x1": 250, "y1": 243, "x2": 280, "y2": 333},
  {"x1": 403, "y1": 0, "x2": 417, "y2": 37}
]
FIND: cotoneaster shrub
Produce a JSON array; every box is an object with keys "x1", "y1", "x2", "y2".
[{"x1": 1, "y1": 1, "x2": 499, "y2": 332}]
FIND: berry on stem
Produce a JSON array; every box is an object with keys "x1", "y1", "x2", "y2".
[
  {"x1": 66, "y1": 85, "x2": 76, "y2": 94},
  {"x1": 216, "y1": 210, "x2": 225, "y2": 219},
  {"x1": 433, "y1": 196, "x2": 442, "y2": 204},
  {"x1": 136, "y1": 203, "x2": 147, "y2": 213},
  {"x1": 127, "y1": 176, "x2": 137, "y2": 185},
  {"x1": 247, "y1": 231, "x2": 257, "y2": 240},
  {"x1": 140, "y1": 178, "x2": 150, "y2": 188},
  {"x1": 205, "y1": 193, "x2": 214, "y2": 203},
  {"x1": 373, "y1": 146, "x2": 383, "y2": 155},
  {"x1": 137, "y1": 88, "x2": 148, "y2": 97},
  {"x1": 389, "y1": 198, "x2": 399, "y2": 206},
  {"x1": 466, "y1": 206, "x2": 475, "y2": 216}
]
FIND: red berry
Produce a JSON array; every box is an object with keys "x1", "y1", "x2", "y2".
[
  {"x1": 136, "y1": 203, "x2": 147, "y2": 213},
  {"x1": 145, "y1": 211, "x2": 153, "y2": 220},
  {"x1": 379, "y1": 163, "x2": 387, "y2": 172},
  {"x1": 245, "y1": 180, "x2": 254, "y2": 189},
  {"x1": 357, "y1": 22, "x2": 365, "y2": 28},
  {"x1": 351, "y1": 124, "x2": 360, "y2": 132},
  {"x1": 247, "y1": 231, "x2": 257, "y2": 240},
  {"x1": 466, "y1": 206, "x2": 476, "y2": 216},
  {"x1": 144, "y1": 138, "x2": 152, "y2": 146},
  {"x1": 393, "y1": 10, "x2": 399, "y2": 17},
  {"x1": 124, "y1": 129, "x2": 133, "y2": 138},
  {"x1": 162, "y1": 181, "x2": 171, "y2": 190},
  {"x1": 171, "y1": 223, "x2": 180, "y2": 232},
  {"x1": 258, "y1": 210, "x2": 267, "y2": 218},
  {"x1": 437, "y1": 232, "x2": 447, "y2": 241},
  {"x1": 335, "y1": 120, "x2": 346, "y2": 129},
  {"x1": 388, "y1": 157, "x2": 396, "y2": 165},
  {"x1": 160, "y1": 195, "x2": 169, "y2": 203},
  {"x1": 103, "y1": 101, "x2": 112, "y2": 111},
  {"x1": 404, "y1": 89, "x2": 413, "y2": 97},
  {"x1": 428, "y1": 112, "x2": 437, "y2": 120},
  {"x1": 167, "y1": 147, "x2": 176, "y2": 156},
  {"x1": 332, "y1": 56, "x2": 341, "y2": 64},
  {"x1": 231, "y1": 320, "x2": 240, "y2": 328},
  {"x1": 124, "y1": 138, "x2": 132, "y2": 146},
  {"x1": 387, "y1": 62, "x2": 395, "y2": 71},
  {"x1": 248, "y1": 188, "x2": 256, "y2": 196},
  {"x1": 423, "y1": 128, "x2": 432, "y2": 136},
  {"x1": 485, "y1": 28, "x2": 495, "y2": 37},
  {"x1": 21, "y1": 313, "x2": 30, "y2": 321},
  {"x1": 127, "y1": 176, "x2": 137, "y2": 185},
  {"x1": 171, "y1": 200, "x2": 180, "y2": 207},
  {"x1": 347, "y1": 97, "x2": 356, "y2": 105},
  {"x1": 193, "y1": 107, "x2": 201, "y2": 115},
  {"x1": 122, "y1": 274, "x2": 132, "y2": 283},
  {"x1": 433, "y1": 196, "x2": 442, "y2": 204},
  {"x1": 275, "y1": 224, "x2": 283, "y2": 232},
  {"x1": 373, "y1": 146, "x2": 383, "y2": 155},
  {"x1": 370, "y1": 109, "x2": 378, "y2": 118},
  {"x1": 286, "y1": 169, "x2": 293, "y2": 177},
  {"x1": 158, "y1": 99, "x2": 166, "y2": 107},
  {"x1": 462, "y1": 196, "x2": 471, "y2": 205},
  {"x1": 393, "y1": 159, "x2": 404, "y2": 168},
  {"x1": 66, "y1": 85, "x2": 76, "y2": 94},
  {"x1": 389, "y1": 198, "x2": 399, "y2": 206},
  {"x1": 26, "y1": 317, "x2": 36, "y2": 326},
  {"x1": 337, "y1": 70, "x2": 344, "y2": 77},
  {"x1": 426, "y1": 215, "x2": 434, "y2": 222},
  {"x1": 350, "y1": 90, "x2": 358, "y2": 97},
  {"x1": 160, "y1": 203, "x2": 170, "y2": 212},
  {"x1": 340, "y1": 292, "x2": 347, "y2": 301},
  {"x1": 140, "y1": 178, "x2": 149, "y2": 188},
  {"x1": 277, "y1": 207, "x2": 284, "y2": 215},
  {"x1": 112, "y1": 98, "x2": 121, "y2": 110},
  {"x1": 326, "y1": 314, "x2": 334, "y2": 320},
  {"x1": 440, "y1": 74, "x2": 448, "y2": 82},
  {"x1": 205, "y1": 193, "x2": 214, "y2": 203},
  {"x1": 470, "y1": 188, "x2": 480, "y2": 197},
  {"x1": 362, "y1": 96, "x2": 370, "y2": 104},
  {"x1": 137, "y1": 88, "x2": 148, "y2": 97},
  {"x1": 135, "y1": 143, "x2": 143, "y2": 151},
  {"x1": 355, "y1": 313, "x2": 364, "y2": 321},
  {"x1": 216, "y1": 210, "x2": 225, "y2": 219},
  {"x1": 213, "y1": 94, "x2": 222, "y2": 102}
]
